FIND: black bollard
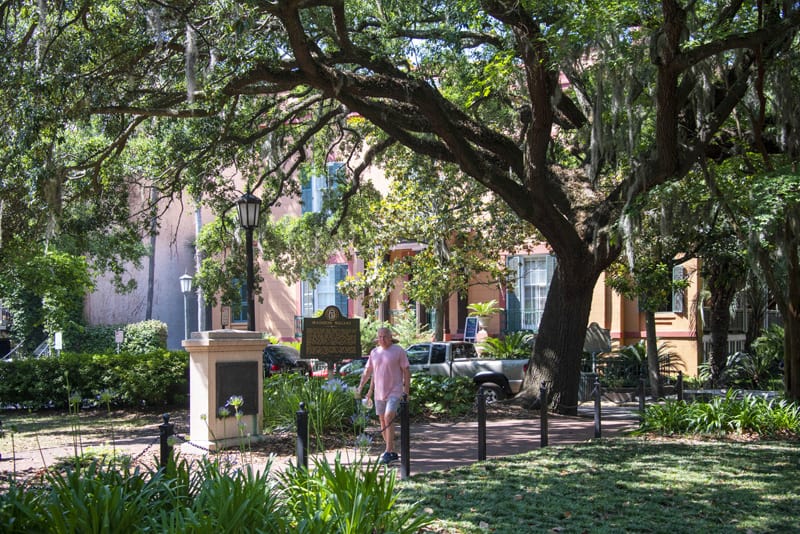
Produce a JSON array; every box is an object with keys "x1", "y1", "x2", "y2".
[
  {"x1": 296, "y1": 402, "x2": 308, "y2": 470},
  {"x1": 400, "y1": 394, "x2": 410, "y2": 478},
  {"x1": 639, "y1": 377, "x2": 646, "y2": 413},
  {"x1": 477, "y1": 388, "x2": 487, "y2": 461},
  {"x1": 159, "y1": 413, "x2": 174, "y2": 468},
  {"x1": 540, "y1": 382, "x2": 548, "y2": 448},
  {"x1": 677, "y1": 371, "x2": 684, "y2": 401},
  {"x1": 593, "y1": 375, "x2": 602, "y2": 438}
]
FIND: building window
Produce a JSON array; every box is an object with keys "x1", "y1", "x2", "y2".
[
  {"x1": 302, "y1": 162, "x2": 344, "y2": 215},
  {"x1": 506, "y1": 254, "x2": 556, "y2": 332},
  {"x1": 302, "y1": 264, "x2": 349, "y2": 317},
  {"x1": 232, "y1": 282, "x2": 248, "y2": 323}
]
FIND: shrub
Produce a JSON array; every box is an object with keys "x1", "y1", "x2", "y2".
[
  {"x1": 262, "y1": 374, "x2": 357, "y2": 446},
  {"x1": 479, "y1": 331, "x2": 534, "y2": 359},
  {"x1": 67, "y1": 320, "x2": 168, "y2": 355},
  {"x1": 598, "y1": 340, "x2": 680, "y2": 388},
  {"x1": 0, "y1": 351, "x2": 188, "y2": 409},
  {"x1": 122, "y1": 320, "x2": 168, "y2": 353},
  {"x1": 279, "y1": 457, "x2": 432, "y2": 533},
  {"x1": 638, "y1": 391, "x2": 800, "y2": 437},
  {"x1": 409, "y1": 373, "x2": 475, "y2": 417}
]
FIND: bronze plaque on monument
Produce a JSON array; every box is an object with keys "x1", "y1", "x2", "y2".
[
  {"x1": 300, "y1": 305, "x2": 361, "y2": 365},
  {"x1": 216, "y1": 361, "x2": 259, "y2": 415}
]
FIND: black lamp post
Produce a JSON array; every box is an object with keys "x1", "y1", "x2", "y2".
[
  {"x1": 236, "y1": 191, "x2": 262, "y2": 332},
  {"x1": 179, "y1": 273, "x2": 193, "y2": 340}
]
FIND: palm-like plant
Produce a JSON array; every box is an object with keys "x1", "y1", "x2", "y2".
[
  {"x1": 479, "y1": 331, "x2": 534, "y2": 359},
  {"x1": 467, "y1": 300, "x2": 503, "y2": 328},
  {"x1": 600, "y1": 341, "x2": 680, "y2": 387}
]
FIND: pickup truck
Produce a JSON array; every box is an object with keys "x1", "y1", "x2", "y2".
[{"x1": 405, "y1": 341, "x2": 527, "y2": 402}]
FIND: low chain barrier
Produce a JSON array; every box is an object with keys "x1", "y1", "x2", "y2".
[{"x1": 150, "y1": 377, "x2": 652, "y2": 477}]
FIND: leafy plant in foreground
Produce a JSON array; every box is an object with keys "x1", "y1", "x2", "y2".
[{"x1": 279, "y1": 456, "x2": 433, "y2": 533}]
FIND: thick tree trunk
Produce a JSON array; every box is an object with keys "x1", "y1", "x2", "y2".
[
  {"x1": 519, "y1": 262, "x2": 598, "y2": 415},
  {"x1": 785, "y1": 312, "x2": 799, "y2": 401},
  {"x1": 432, "y1": 297, "x2": 446, "y2": 341},
  {"x1": 644, "y1": 311, "x2": 664, "y2": 398},
  {"x1": 708, "y1": 283, "x2": 736, "y2": 387},
  {"x1": 785, "y1": 229, "x2": 800, "y2": 400}
]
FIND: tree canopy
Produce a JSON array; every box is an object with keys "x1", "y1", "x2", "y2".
[{"x1": 1, "y1": 0, "x2": 798, "y2": 408}]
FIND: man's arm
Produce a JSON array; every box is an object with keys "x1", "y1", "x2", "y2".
[
  {"x1": 402, "y1": 366, "x2": 411, "y2": 396},
  {"x1": 358, "y1": 365, "x2": 373, "y2": 397}
]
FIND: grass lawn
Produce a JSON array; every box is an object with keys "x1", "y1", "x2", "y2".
[{"x1": 397, "y1": 437, "x2": 800, "y2": 533}]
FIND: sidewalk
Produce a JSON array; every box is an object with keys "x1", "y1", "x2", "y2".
[
  {"x1": 231, "y1": 402, "x2": 640, "y2": 477},
  {"x1": 2, "y1": 403, "x2": 641, "y2": 481}
]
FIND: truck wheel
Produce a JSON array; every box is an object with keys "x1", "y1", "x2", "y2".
[{"x1": 480, "y1": 384, "x2": 506, "y2": 404}]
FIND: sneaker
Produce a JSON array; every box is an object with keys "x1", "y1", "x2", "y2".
[
  {"x1": 378, "y1": 452, "x2": 392, "y2": 464},
  {"x1": 389, "y1": 452, "x2": 399, "y2": 462}
]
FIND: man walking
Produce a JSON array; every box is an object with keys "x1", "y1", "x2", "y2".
[{"x1": 358, "y1": 327, "x2": 410, "y2": 464}]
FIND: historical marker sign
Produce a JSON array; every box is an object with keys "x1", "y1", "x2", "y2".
[{"x1": 301, "y1": 305, "x2": 361, "y2": 365}]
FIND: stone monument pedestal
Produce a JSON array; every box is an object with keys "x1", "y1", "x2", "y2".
[{"x1": 182, "y1": 330, "x2": 267, "y2": 451}]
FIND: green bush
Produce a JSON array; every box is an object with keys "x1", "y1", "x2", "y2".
[
  {"x1": 121, "y1": 320, "x2": 168, "y2": 353},
  {"x1": 0, "y1": 351, "x2": 188, "y2": 409},
  {"x1": 67, "y1": 320, "x2": 168, "y2": 355},
  {"x1": 479, "y1": 331, "x2": 534, "y2": 359},
  {"x1": 409, "y1": 373, "x2": 476, "y2": 417},
  {"x1": 598, "y1": 340, "x2": 680, "y2": 388},
  {"x1": 262, "y1": 374, "x2": 357, "y2": 447},
  {"x1": 0, "y1": 456, "x2": 430, "y2": 533},
  {"x1": 638, "y1": 391, "x2": 800, "y2": 437},
  {"x1": 279, "y1": 457, "x2": 432, "y2": 533}
]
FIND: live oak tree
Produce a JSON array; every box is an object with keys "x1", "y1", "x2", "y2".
[
  {"x1": 337, "y1": 150, "x2": 538, "y2": 341},
  {"x1": 2, "y1": 1, "x2": 798, "y2": 409}
]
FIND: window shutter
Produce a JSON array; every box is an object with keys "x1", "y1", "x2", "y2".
[
  {"x1": 545, "y1": 254, "x2": 557, "y2": 281},
  {"x1": 672, "y1": 265, "x2": 686, "y2": 314},
  {"x1": 301, "y1": 170, "x2": 312, "y2": 214},
  {"x1": 334, "y1": 264, "x2": 349, "y2": 316},
  {"x1": 506, "y1": 256, "x2": 521, "y2": 332},
  {"x1": 301, "y1": 280, "x2": 314, "y2": 317}
]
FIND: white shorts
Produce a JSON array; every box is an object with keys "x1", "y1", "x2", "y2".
[{"x1": 374, "y1": 396, "x2": 401, "y2": 417}]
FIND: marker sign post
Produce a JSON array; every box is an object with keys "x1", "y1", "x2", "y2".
[
  {"x1": 463, "y1": 317, "x2": 479, "y2": 342},
  {"x1": 301, "y1": 306, "x2": 361, "y2": 366}
]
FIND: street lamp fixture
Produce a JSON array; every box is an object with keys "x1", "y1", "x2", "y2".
[
  {"x1": 179, "y1": 273, "x2": 193, "y2": 340},
  {"x1": 236, "y1": 191, "x2": 262, "y2": 331}
]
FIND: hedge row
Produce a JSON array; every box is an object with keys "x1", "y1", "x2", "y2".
[
  {"x1": 0, "y1": 351, "x2": 188, "y2": 410},
  {"x1": 67, "y1": 320, "x2": 168, "y2": 354}
]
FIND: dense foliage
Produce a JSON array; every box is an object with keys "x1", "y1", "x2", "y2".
[
  {"x1": 0, "y1": 350, "x2": 188, "y2": 409},
  {"x1": 262, "y1": 372, "x2": 479, "y2": 447},
  {"x1": 637, "y1": 391, "x2": 800, "y2": 437},
  {"x1": 68, "y1": 320, "x2": 168, "y2": 354},
  {"x1": 0, "y1": 457, "x2": 431, "y2": 533}
]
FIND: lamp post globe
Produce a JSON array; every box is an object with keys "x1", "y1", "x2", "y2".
[
  {"x1": 236, "y1": 192, "x2": 262, "y2": 332},
  {"x1": 179, "y1": 273, "x2": 193, "y2": 340}
]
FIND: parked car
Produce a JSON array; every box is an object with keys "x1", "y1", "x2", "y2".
[
  {"x1": 263, "y1": 344, "x2": 304, "y2": 377},
  {"x1": 337, "y1": 356, "x2": 369, "y2": 376},
  {"x1": 405, "y1": 341, "x2": 527, "y2": 402}
]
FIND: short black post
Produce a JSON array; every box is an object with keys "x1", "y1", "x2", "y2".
[
  {"x1": 296, "y1": 402, "x2": 308, "y2": 470},
  {"x1": 477, "y1": 388, "x2": 487, "y2": 461},
  {"x1": 676, "y1": 370, "x2": 684, "y2": 401},
  {"x1": 540, "y1": 382, "x2": 548, "y2": 448},
  {"x1": 593, "y1": 375, "x2": 602, "y2": 438},
  {"x1": 159, "y1": 413, "x2": 174, "y2": 468},
  {"x1": 639, "y1": 377, "x2": 646, "y2": 413},
  {"x1": 400, "y1": 394, "x2": 411, "y2": 478}
]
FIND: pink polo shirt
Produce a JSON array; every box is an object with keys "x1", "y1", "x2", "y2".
[{"x1": 366, "y1": 344, "x2": 409, "y2": 401}]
